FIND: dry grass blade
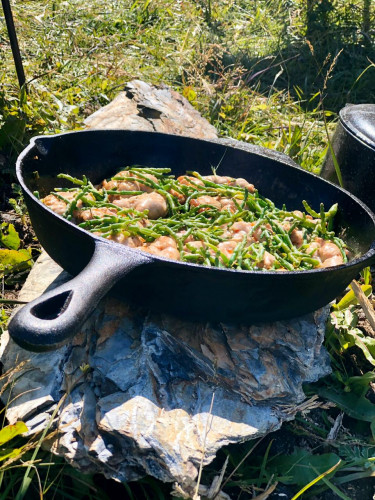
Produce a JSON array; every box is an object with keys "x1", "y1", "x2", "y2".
[
  {"x1": 282, "y1": 394, "x2": 334, "y2": 416},
  {"x1": 206, "y1": 455, "x2": 229, "y2": 498},
  {"x1": 351, "y1": 279, "x2": 375, "y2": 337},
  {"x1": 326, "y1": 412, "x2": 344, "y2": 441},
  {"x1": 194, "y1": 392, "x2": 215, "y2": 500},
  {"x1": 212, "y1": 434, "x2": 268, "y2": 499},
  {"x1": 252, "y1": 482, "x2": 278, "y2": 500}
]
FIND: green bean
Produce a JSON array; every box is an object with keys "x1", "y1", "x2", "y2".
[
  {"x1": 57, "y1": 173, "x2": 88, "y2": 186},
  {"x1": 302, "y1": 200, "x2": 320, "y2": 218},
  {"x1": 333, "y1": 237, "x2": 348, "y2": 263}
]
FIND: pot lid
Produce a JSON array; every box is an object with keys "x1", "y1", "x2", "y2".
[{"x1": 339, "y1": 104, "x2": 375, "y2": 150}]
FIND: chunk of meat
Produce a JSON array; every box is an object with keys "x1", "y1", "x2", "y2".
[
  {"x1": 112, "y1": 192, "x2": 168, "y2": 219},
  {"x1": 142, "y1": 236, "x2": 180, "y2": 260},
  {"x1": 184, "y1": 240, "x2": 206, "y2": 254},
  {"x1": 290, "y1": 229, "x2": 304, "y2": 247},
  {"x1": 252, "y1": 223, "x2": 272, "y2": 242},
  {"x1": 318, "y1": 241, "x2": 343, "y2": 266},
  {"x1": 231, "y1": 221, "x2": 253, "y2": 233},
  {"x1": 234, "y1": 177, "x2": 255, "y2": 193},
  {"x1": 190, "y1": 196, "x2": 222, "y2": 211},
  {"x1": 218, "y1": 240, "x2": 238, "y2": 258},
  {"x1": 202, "y1": 175, "x2": 255, "y2": 193},
  {"x1": 257, "y1": 251, "x2": 275, "y2": 269},
  {"x1": 227, "y1": 221, "x2": 254, "y2": 242},
  {"x1": 169, "y1": 188, "x2": 186, "y2": 203},
  {"x1": 293, "y1": 210, "x2": 304, "y2": 218},
  {"x1": 219, "y1": 197, "x2": 236, "y2": 212},
  {"x1": 177, "y1": 230, "x2": 194, "y2": 244},
  {"x1": 177, "y1": 175, "x2": 204, "y2": 187},
  {"x1": 43, "y1": 190, "x2": 80, "y2": 216},
  {"x1": 203, "y1": 174, "x2": 235, "y2": 185},
  {"x1": 305, "y1": 238, "x2": 344, "y2": 267},
  {"x1": 319, "y1": 255, "x2": 344, "y2": 268},
  {"x1": 103, "y1": 171, "x2": 158, "y2": 195},
  {"x1": 306, "y1": 241, "x2": 321, "y2": 256},
  {"x1": 107, "y1": 233, "x2": 143, "y2": 247},
  {"x1": 74, "y1": 207, "x2": 117, "y2": 222}
]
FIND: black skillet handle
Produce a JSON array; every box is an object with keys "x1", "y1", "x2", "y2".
[{"x1": 8, "y1": 241, "x2": 153, "y2": 352}]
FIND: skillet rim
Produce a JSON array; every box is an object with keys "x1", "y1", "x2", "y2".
[{"x1": 16, "y1": 129, "x2": 375, "y2": 276}]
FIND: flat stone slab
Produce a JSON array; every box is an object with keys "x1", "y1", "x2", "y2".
[{"x1": 0, "y1": 252, "x2": 331, "y2": 486}]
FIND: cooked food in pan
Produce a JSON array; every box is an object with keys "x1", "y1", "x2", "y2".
[{"x1": 42, "y1": 166, "x2": 349, "y2": 271}]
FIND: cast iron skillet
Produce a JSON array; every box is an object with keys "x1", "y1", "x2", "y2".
[{"x1": 8, "y1": 130, "x2": 375, "y2": 352}]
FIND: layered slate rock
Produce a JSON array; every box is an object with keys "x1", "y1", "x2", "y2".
[{"x1": 0, "y1": 254, "x2": 331, "y2": 484}]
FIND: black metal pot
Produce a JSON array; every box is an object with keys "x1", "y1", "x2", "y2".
[
  {"x1": 8, "y1": 130, "x2": 375, "y2": 352},
  {"x1": 321, "y1": 104, "x2": 375, "y2": 212}
]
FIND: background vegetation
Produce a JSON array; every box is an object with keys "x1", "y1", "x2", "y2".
[{"x1": 1, "y1": 0, "x2": 375, "y2": 498}]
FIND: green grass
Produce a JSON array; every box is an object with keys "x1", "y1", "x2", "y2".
[
  {"x1": 1, "y1": 0, "x2": 375, "y2": 498},
  {"x1": 4, "y1": 0, "x2": 372, "y2": 169}
]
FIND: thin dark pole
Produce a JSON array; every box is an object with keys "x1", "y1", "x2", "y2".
[{"x1": 1, "y1": 0, "x2": 26, "y2": 90}]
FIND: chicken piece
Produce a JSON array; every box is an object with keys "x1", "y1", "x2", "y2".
[
  {"x1": 74, "y1": 207, "x2": 117, "y2": 222},
  {"x1": 227, "y1": 221, "x2": 253, "y2": 242},
  {"x1": 190, "y1": 196, "x2": 222, "y2": 211},
  {"x1": 257, "y1": 251, "x2": 276, "y2": 269},
  {"x1": 292, "y1": 210, "x2": 319, "y2": 226},
  {"x1": 202, "y1": 174, "x2": 235, "y2": 185},
  {"x1": 103, "y1": 171, "x2": 158, "y2": 198},
  {"x1": 142, "y1": 236, "x2": 180, "y2": 260},
  {"x1": 107, "y1": 233, "x2": 143, "y2": 247},
  {"x1": 202, "y1": 174, "x2": 256, "y2": 193},
  {"x1": 234, "y1": 177, "x2": 255, "y2": 193},
  {"x1": 305, "y1": 238, "x2": 344, "y2": 267},
  {"x1": 318, "y1": 241, "x2": 343, "y2": 265},
  {"x1": 177, "y1": 175, "x2": 204, "y2": 187},
  {"x1": 176, "y1": 230, "x2": 194, "y2": 244},
  {"x1": 293, "y1": 210, "x2": 304, "y2": 218},
  {"x1": 231, "y1": 221, "x2": 253, "y2": 233},
  {"x1": 184, "y1": 240, "x2": 218, "y2": 258},
  {"x1": 219, "y1": 197, "x2": 236, "y2": 212},
  {"x1": 305, "y1": 241, "x2": 321, "y2": 256},
  {"x1": 112, "y1": 192, "x2": 168, "y2": 219},
  {"x1": 42, "y1": 190, "x2": 80, "y2": 216},
  {"x1": 184, "y1": 240, "x2": 206, "y2": 254},
  {"x1": 169, "y1": 188, "x2": 186, "y2": 203},
  {"x1": 252, "y1": 223, "x2": 272, "y2": 242},
  {"x1": 290, "y1": 229, "x2": 304, "y2": 248},
  {"x1": 319, "y1": 255, "x2": 344, "y2": 268},
  {"x1": 218, "y1": 240, "x2": 238, "y2": 258}
]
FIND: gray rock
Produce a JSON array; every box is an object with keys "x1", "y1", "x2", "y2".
[
  {"x1": 0, "y1": 254, "x2": 331, "y2": 485},
  {"x1": 84, "y1": 80, "x2": 218, "y2": 140}
]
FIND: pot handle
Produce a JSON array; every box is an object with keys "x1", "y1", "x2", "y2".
[{"x1": 8, "y1": 241, "x2": 153, "y2": 352}]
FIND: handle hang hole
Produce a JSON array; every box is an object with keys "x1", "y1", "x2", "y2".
[{"x1": 30, "y1": 291, "x2": 73, "y2": 320}]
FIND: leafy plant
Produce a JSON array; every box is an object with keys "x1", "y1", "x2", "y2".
[{"x1": 0, "y1": 224, "x2": 33, "y2": 279}]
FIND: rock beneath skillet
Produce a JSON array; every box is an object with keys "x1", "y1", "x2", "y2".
[{"x1": 0, "y1": 251, "x2": 331, "y2": 486}]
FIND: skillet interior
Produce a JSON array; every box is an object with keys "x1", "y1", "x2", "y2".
[{"x1": 18, "y1": 130, "x2": 375, "y2": 323}]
